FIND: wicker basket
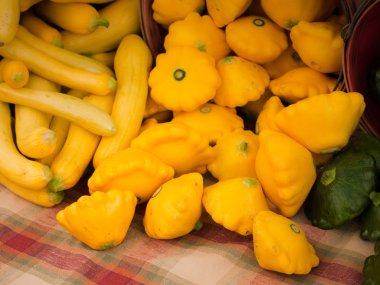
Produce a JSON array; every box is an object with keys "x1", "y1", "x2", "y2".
[{"x1": 341, "y1": 0, "x2": 380, "y2": 138}]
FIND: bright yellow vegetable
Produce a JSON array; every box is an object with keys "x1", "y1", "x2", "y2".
[
  {"x1": 0, "y1": 59, "x2": 29, "y2": 88},
  {"x1": 20, "y1": 11, "x2": 63, "y2": 47},
  {"x1": 0, "y1": 171, "x2": 63, "y2": 207},
  {"x1": 203, "y1": 177, "x2": 268, "y2": 235},
  {"x1": 56, "y1": 189, "x2": 137, "y2": 250},
  {"x1": 16, "y1": 25, "x2": 113, "y2": 76},
  {"x1": 87, "y1": 51, "x2": 115, "y2": 69},
  {"x1": 207, "y1": 129, "x2": 260, "y2": 180},
  {"x1": 0, "y1": 83, "x2": 116, "y2": 137},
  {"x1": 269, "y1": 67, "x2": 337, "y2": 103},
  {"x1": 255, "y1": 130, "x2": 316, "y2": 217},
  {"x1": 0, "y1": 37, "x2": 117, "y2": 95},
  {"x1": 171, "y1": 103, "x2": 244, "y2": 145},
  {"x1": 61, "y1": 0, "x2": 140, "y2": 54},
  {"x1": 49, "y1": 93, "x2": 115, "y2": 192},
  {"x1": 88, "y1": 148, "x2": 174, "y2": 203},
  {"x1": 19, "y1": 0, "x2": 43, "y2": 12},
  {"x1": 131, "y1": 122, "x2": 215, "y2": 175},
  {"x1": 93, "y1": 34, "x2": 152, "y2": 168},
  {"x1": 261, "y1": 0, "x2": 337, "y2": 29},
  {"x1": 0, "y1": 1, "x2": 20, "y2": 46},
  {"x1": 255, "y1": 96, "x2": 284, "y2": 134},
  {"x1": 290, "y1": 21, "x2": 344, "y2": 74},
  {"x1": 152, "y1": 0, "x2": 205, "y2": 27},
  {"x1": 275, "y1": 91, "x2": 366, "y2": 153},
  {"x1": 164, "y1": 12, "x2": 230, "y2": 62},
  {"x1": 263, "y1": 46, "x2": 306, "y2": 79},
  {"x1": 15, "y1": 74, "x2": 59, "y2": 159},
  {"x1": 226, "y1": 15, "x2": 288, "y2": 64},
  {"x1": 253, "y1": 210, "x2": 319, "y2": 274},
  {"x1": 38, "y1": 90, "x2": 88, "y2": 166},
  {"x1": 0, "y1": 101, "x2": 52, "y2": 190},
  {"x1": 214, "y1": 55, "x2": 270, "y2": 107},
  {"x1": 206, "y1": 0, "x2": 252, "y2": 28},
  {"x1": 35, "y1": 1, "x2": 109, "y2": 34},
  {"x1": 143, "y1": 173, "x2": 203, "y2": 239},
  {"x1": 149, "y1": 46, "x2": 221, "y2": 112}
]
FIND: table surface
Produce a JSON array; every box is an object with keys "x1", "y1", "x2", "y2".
[{"x1": 0, "y1": 177, "x2": 376, "y2": 285}]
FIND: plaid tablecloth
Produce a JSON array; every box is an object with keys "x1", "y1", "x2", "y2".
[{"x1": 0, "y1": 176, "x2": 375, "y2": 285}]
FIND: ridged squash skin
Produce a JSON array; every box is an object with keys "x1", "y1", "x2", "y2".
[
  {"x1": 0, "y1": 83, "x2": 116, "y2": 137},
  {"x1": 0, "y1": 37, "x2": 117, "y2": 96},
  {"x1": 0, "y1": 1, "x2": 20, "y2": 45},
  {"x1": 15, "y1": 74, "x2": 59, "y2": 159},
  {"x1": 290, "y1": 21, "x2": 343, "y2": 74},
  {"x1": 0, "y1": 101, "x2": 52, "y2": 190},
  {"x1": 16, "y1": 25, "x2": 114, "y2": 75},
  {"x1": 0, "y1": 171, "x2": 63, "y2": 207},
  {"x1": 206, "y1": 0, "x2": 252, "y2": 27},
  {"x1": 49, "y1": 93, "x2": 115, "y2": 192},
  {"x1": 35, "y1": 1, "x2": 109, "y2": 34},
  {"x1": 93, "y1": 34, "x2": 153, "y2": 167},
  {"x1": 261, "y1": 0, "x2": 337, "y2": 30},
  {"x1": 20, "y1": 11, "x2": 64, "y2": 47},
  {"x1": 61, "y1": 0, "x2": 140, "y2": 54},
  {"x1": 226, "y1": 15, "x2": 288, "y2": 64}
]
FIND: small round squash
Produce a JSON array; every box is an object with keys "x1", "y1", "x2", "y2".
[{"x1": 226, "y1": 15, "x2": 288, "y2": 64}]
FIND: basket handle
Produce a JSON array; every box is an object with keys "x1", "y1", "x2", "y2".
[
  {"x1": 334, "y1": 0, "x2": 374, "y2": 91},
  {"x1": 340, "y1": 0, "x2": 374, "y2": 42}
]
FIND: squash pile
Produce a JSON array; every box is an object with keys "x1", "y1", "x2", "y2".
[{"x1": 0, "y1": 0, "x2": 378, "y2": 278}]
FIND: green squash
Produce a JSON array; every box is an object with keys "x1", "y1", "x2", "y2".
[
  {"x1": 363, "y1": 241, "x2": 380, "y2": 285},
  {"x1": 304, "y1": 151, "x2": 377, "y2": 230},
  {"x1": 360, "y1": 192, "x2": 380, "y2": 241},
  {"x1": 343, "y1": 133, "x2": 380, "y2": 174}
]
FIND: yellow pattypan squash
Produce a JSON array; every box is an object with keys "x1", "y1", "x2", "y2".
[
  {"x1": 275, "y1": 91, "x2": 366, "y2": 153},
  {"x1": 290, "y1": 21, "x2": 344, "y2": 74},
  {"x1": 226, "y1": 15, "x2": 288, "y2": 64},
  {"x1": 261, "y1": 0, "x2": 337, "y2": 30},
  {"x1": 152, "y1": 0, "x2": 205, "y2": 27},
  {"x1": 164, "y1": 12, "x2": 230, "y2": 62},
  {"x1": 203, "y1": 177, "x2": 269, "y2": 235},
  {"x1": 253, "y1": 210, "x2": 319, "y2": 274},
  {"x1": 255, "y1": 130, "x2": 316, "y2": 217},
  {"x1": 87, "y1": 148, "x2": 174, "y2": 203},
  {"x1": 255, "y1": 96, "x2": 284, "y2": 134},
  {"x1": 207, "y1": 129, "x2": 260, "y2": 180},
  {"x1": 269, "y1": 67, "x2": 337, "y2": 103},
  {"x1": 213, "y1": 56, "x2": 270, "y2": 108},
  {"x1": 143, "y1": 172, "x2": 203, "y2": 239},
  {"x1": 56, "y1": 189, "x2": 137, "y2": 250},
  {"x1": 171, "y1": 103, "x2": 244, "y2": 145},
  {"x1": 148, "y1": 46, "x2": 221, "y2": 112},
  {"x1": 130, "y1": 121, "x2": 215, "y2": 175},
  {"x1": 206, "y1": 0, "x2": 253, "y2": 28},
  {"x1": 263, "y1": 46, "x2": 306, "y2": 79}
]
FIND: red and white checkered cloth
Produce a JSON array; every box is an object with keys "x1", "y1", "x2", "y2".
[{"x1": 0, "y1": 176, "x2": 374, "y2": 285}]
